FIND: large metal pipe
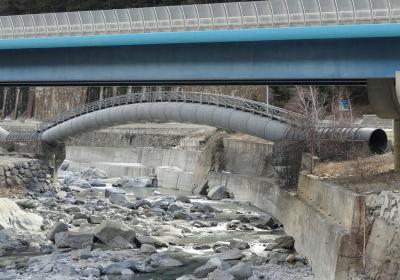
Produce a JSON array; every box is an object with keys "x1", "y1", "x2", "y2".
[{"x1": 40, "y1": 102, "x2": 387, "y2": 153}]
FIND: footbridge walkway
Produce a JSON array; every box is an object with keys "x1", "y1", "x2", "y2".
[{"x1": 0, "y1": 92, "x2": 387, "y2": 153}]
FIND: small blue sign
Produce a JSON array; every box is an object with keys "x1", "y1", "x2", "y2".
[{"x1": 340, "y1": 99, "x2": 350, "y2": 111}]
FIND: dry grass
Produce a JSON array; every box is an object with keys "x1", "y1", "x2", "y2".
[{"x1": 313, "y1": 153, "x2": 400, "y2": 193}]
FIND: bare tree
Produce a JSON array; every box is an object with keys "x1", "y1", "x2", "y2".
[{"x1": 286, "y1": 86, "x2": 328, "y2": 172}]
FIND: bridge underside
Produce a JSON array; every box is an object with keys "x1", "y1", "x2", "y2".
[{"x1": 0, "y1": 37, "x2": 398, "y2": 85}]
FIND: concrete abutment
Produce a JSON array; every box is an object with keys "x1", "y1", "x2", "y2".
[{"x1": 368, "y1": 72, "x2": 400, "y2": 170}]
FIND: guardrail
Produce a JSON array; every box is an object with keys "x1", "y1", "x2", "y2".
[
  {"x1": 0, "y1": 0, "x2": 399, "y2": 39},
  {"x1": 36, "y1": 91, "x2": 305, "y2": 133}
]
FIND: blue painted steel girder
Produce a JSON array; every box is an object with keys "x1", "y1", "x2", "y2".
[{"x1": 0, "y1": 36, "x2": 398, "y2": 84}]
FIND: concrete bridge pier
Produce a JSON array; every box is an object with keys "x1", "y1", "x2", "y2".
[{"x1": 368, "y1": 72, "x2": 400, "y2": 171}]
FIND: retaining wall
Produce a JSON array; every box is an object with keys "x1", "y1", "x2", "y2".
[{"x1": 208, "y1": 171, "x2": 363, "y2": 280}]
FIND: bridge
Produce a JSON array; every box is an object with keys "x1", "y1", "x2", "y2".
[
  {"x1": 0, "y1": 0, "x2": 398, "y2": 85},
  {"x1": 1, "y1": 92, "x2": 387, "y2": 154}
]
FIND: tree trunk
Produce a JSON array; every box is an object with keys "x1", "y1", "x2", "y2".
[
  {"x1": 25, "y1": 89, "x2": 35, "y2": 118},
  {"x1": 1, "y1": 88, "x2": 5, "y2": 118},
  {"x1": 13, "y1": 87, "x2": 20, "y2": 120}
]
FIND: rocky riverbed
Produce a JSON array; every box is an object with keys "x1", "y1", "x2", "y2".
[{"x1": 0, "y1": 165, "x2": 315, "y2": 280}]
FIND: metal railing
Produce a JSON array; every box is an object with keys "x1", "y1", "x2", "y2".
[
  {"x1": 36, "y1": 91, "x2": 304, "y2": 133},
  {"x1": 0, "y1": 0, "x2": 399, "y2": 39}
]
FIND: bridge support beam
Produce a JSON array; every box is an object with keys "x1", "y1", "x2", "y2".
[{"x1": 368, "y1": 72, "x2": 400, "y2": 171}]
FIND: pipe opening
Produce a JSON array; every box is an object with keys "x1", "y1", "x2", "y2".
[{"x1": 369, "y1": 129, "x2": 388, "y2": 154}]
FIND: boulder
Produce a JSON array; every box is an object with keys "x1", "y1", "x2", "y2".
[
  {"x1": 87, "y1": 178, "x2": 106, "y2": 187},
  {"x1": 146, "y1": 254, "x2": 183, "y2": 267},
  {"x1": 94, "y1": 221, "x2": 136, "y2": 247},
  {"x1": 16, "y1": 199, "x2": 37, "y2": 209},
  {"x1": 103, "y1": 260, "x2": 138, "y2": 274},
  {"x1": 177, "y1": 276, "x2": 198, "y2": 280},
  {"x1": 193, "y1": 262, "x2": 218, "y2": 278},
  {"x1": 228, "y1": 262, "x2": 253, "y2": 279},
  {"x1": 114, "y1": 176, "x2": 152, "y2": 188},
  {"x1": 140, "y1": 244, "x2": 157, "y2": 254},
  {"x1": 147, "y1": 196, "x2": 175, "y2": 210},
  {"x1": 104, "y1": 187, "x2": 126, "y2": 198},
  {"x1": 168, "y1": 202, "x2": 186, "y2": 212},
  {"x1": 274, "y1": 235, "x2": 295, "y2": 249},
  {"x1": 191, "y1": 202, "x2": 217, "y2": 214},
  {"x1": 176, "y1": 195, "x2": 191, "y2": 203},
  {"x1": 59, "y1": 160, "x2": 71, "y2": 171},
  {"x1": 69, "y1": 178, "x2": 91, "y2": 189},
  {"x1": 194, "y1": 257, "x2": 231, "y2": 278},
  {"x1": 215, "y1": 248, "x2": 243, "y2": 261},
  {"x1": 108, "y1": 193, "x2": 131, "y2": 208},
  {"x1": 47, "y1": 222, "x2": 69, "y2": 242},
  {"x1": 89, "y1": 215, "x2": 103, "y2": 224},
  {"x1": 208, "y1": 269, "x2": 234, "y2": 280},
  {"x1": 264, "y1": 242, "x2": 279, "y2": 251},
  {"x1": 136, "y1": 234, "x2": 167, "y2": 248},
  {"x1": 82, "y1": 267, "x2": 101, "y2": 277},
  {"x1": 207, "y1": 186, "x2": 227, "y2": 200},
  {"x1": 107, "y1": 236, "x2": 134, "y2": 249},
  {"x1": 54, "y1": 232, "x2": 93, "y2": 249},
  {"x1": 72, "y1": 219, "x2": 88, "y2": 227},
  {"x1": 173, "y1": 211, "x2": 191, "y2": 220},
  {"x1": 207, "y1": 257, "x2": 231, "y2": 270},
  {"x1": 81, "y1": 167, "x2": 107, "y2": 179},
  {"x1": 0, "y1": 198, "x2": 43, "y2": 232},
  {"x1": 255, "y1": 216, "x2": 279, "y2": 230},
  {"x1": 229, "y1": 239, "x2": 250, "y2": 250}
]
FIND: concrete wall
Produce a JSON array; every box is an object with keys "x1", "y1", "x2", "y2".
[
  {"x1": 222, "y1": 137, "x2": 273, "y2": 176},
  {"x1": 208, "y1": 172, "x2": 363, "y2": 280},
  {"x1": 66, "y1": 145, "x2": 200, "y2": 190},
  {"x1": 298, "y1": 174, "x2": 365, "y2": 231}
]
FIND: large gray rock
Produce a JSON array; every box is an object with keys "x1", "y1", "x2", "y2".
[
  {"x1": 59, "y1": 160, "x2": 71, "y2": 171},
  {"x1": 94, "y1": 221, "x2": 136, "y2": 247},
  {"x1": 274, "y1": 235, "x2": 295, "y2": 249},
  {"x1": 194, "y1": 262, "x2": 218, "y2": 278},
  {"x1": 54, "y1": 232, "x2": 94, "y2": 249},
  {"x1": 89, "y1": 215, "x2": 103, "y2": 224},
  {"x1": 107, "y1": 236, "x2": 134, "y2": 249},
  {"x1": 114, "y1": 176, "x2": 152, "y2": 188},
  {"x1": 108, "y1": 193, "x2": 131, "y2": 208},
  {"x1": 47, "y1": 222, "x2": 69, "y2": 242},
  {"x1": 136, "y1": 234, "x2": 167, "y2": 248},
  {"x1": 82, "y1": 267, "x2": 101, "y2": 277},
  {"x1": 193, "y1": 257, "x2": 231, "y2": 278},
  {"x1": 146, "y1": 254, "x2": 183, "y2": 267},
  {"x1": 173, "y1": 211, "x2": 191, "y2": 220},
  {"x1": 228, "y1": 262, "x2": 253, "y2": 279},
  {"x1": 208, "y1": 269, "x2": 234, "y2": 280},
  {"x1": 69, "y1": 178, "x2": 91, "y2": 189},
  {"x1": 103, "y1": 260, "x2": 138, "y2": 274},
  {"x1": 81, "y1": 167, "x2": 107, "y2": 179},
  {"x1": 0, "y1": 198, "x2": 43, "y2": 232},
  {"x1": 207, "y1": 186, "x2": 227, "y2": 200},
  {"x1": 168, "y1": 202, "x2": 186, "y2": 212},
  {"x1": 207, "y1": 257, "x2": 231, "y2": 270},
  {"x1": 191, "y1": 202, "x2": 218, "y2": 213},
  {"x1": 215, "y1": 248, "x2": 243, "y2": 260},
  {"x1": 176, "y1": 276, "x2": 198, "y2": 280},
  {"x1": 229, "y1": 239, "x2": 250, "y2": 250},
  {"x1": 104, "y1": 187, "x2": 126, "y2": 198},
  {"x1": 140, "y1": 244, "x2": 157, "y2": 254}
]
